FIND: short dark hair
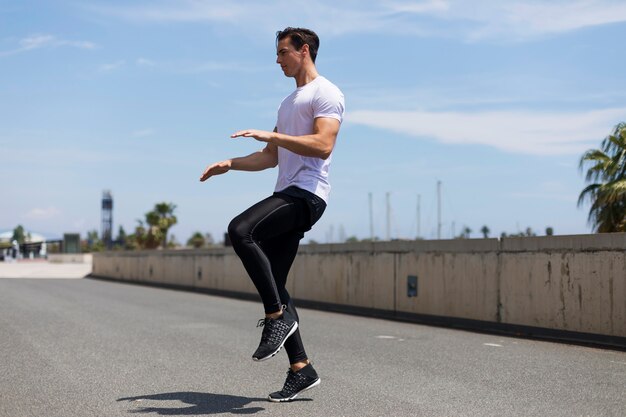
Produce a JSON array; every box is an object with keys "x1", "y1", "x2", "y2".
[{"x1": 276, "y1": 27, "x2": 319, "y2": 63}]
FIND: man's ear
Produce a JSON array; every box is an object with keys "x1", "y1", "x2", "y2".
[{"x1": 301, "y1": 43, "x2": 310, "y2": 58}]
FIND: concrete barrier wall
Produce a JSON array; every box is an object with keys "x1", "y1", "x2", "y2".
[
  {"x1": 48, "y1": 253, "x2": 93, "y2": 264},
  {"x1": 92, "y1": 234, "x2": 626, "y2": 340}
]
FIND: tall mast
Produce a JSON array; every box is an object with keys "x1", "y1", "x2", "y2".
[
  {"x1": 386, "y1": 192, "x2": 391, "y2": 241},
  {"x1": 416, "y1": 194, "x2": 421, "y2": 238},
  {"x1": 437, "y1": 181, "x2": 442, "y2": 240},
  {"x1": 369, "y1": 192, "x2": 374, "y2": 241}
]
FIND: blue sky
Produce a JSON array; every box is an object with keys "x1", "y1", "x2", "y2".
[{"x1": 2, "y1": 0, "x2": 626, "y2": 243}]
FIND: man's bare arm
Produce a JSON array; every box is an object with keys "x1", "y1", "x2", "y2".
[
  {"x1": 231, "y1": 143, "x2": 278, "y2": 171},
  {"x1": 199, "y1": 141, "x2": 278, "y2": 182},
  {"x1": 231, "y1": 117, "x2": 340, "y2": 160}
]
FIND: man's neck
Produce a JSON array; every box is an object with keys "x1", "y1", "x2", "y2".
[{"x1": 294, "y1": 65, "x2": 319, "y2": 88}]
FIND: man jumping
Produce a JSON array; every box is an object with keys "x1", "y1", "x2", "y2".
[{"x1": 200, "y1": 27, "x2": 344, "y2": 402}]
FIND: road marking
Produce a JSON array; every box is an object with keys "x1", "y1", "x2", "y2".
[
  {"x1": 483, "y1": 343, "x2": 503, "y2": 347},
  {"x1": 376, "y1": 335, "x2": 406, "y2": 341}
]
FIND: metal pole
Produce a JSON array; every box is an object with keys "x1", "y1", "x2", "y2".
[
  {"x1": 369, "y1": 192, "x2": 374, "y2": 241},
  {"x1": 437, "y1": 181, "x2": 442, "y2": 240},
  {"x1": 369, "y1": 193, "x2": 374, "y2": 242},
  {"x1": 386, "y1": 192, "x2": 391, "y2": 241},
  {"x1": 417, "y1": 194, "x2": 421, "y2": 239}
]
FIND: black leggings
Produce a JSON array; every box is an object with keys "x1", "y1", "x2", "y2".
[{"x1": 228, "y1": 191, "x2": 319, "y2": 364}]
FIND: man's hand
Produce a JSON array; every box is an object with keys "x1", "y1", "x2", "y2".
[
  {"x1": 231, "y1": 129, "x2": 275, "y2": 143},
  {"x1": 199, "y1": 160, "x2": 232, "y2": 182}
]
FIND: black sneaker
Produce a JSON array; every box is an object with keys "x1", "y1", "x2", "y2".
[
  {"x1": 252, "y1": 314, "x2": 298, "y2": 361},
  {"x1": 268, "y1": 363, "x2": 321, "y2": 402}
]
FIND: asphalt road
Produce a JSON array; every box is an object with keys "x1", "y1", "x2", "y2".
[{"x1": 1, "y1": 276, "x2": 625, "y2": 417}]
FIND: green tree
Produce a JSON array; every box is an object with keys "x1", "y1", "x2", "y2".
[
  {"x1": 578, "y1": 122, "x2": 626, "y2": 232},
  {"x1": 187, "y1": 232, "x2": 206, "y2": 248},
  {"x1": 128, "y1": 219, "x2": 147, "y2": 250},
  {"x1": 115, "y1": 226, "x2": 127, "y2": 248},
  {"x1": 143, "y1": 225, "x2": 162, "y2": 249},
  {"x1": 12, "y1": 225, "x2": 25, "y2": 244},
  {"x1": 546, "y1": 227, "x2": 554, "y2": 236},
  {"x1": 458, "y1": 226, "x2": 472, "y2": 239},
  {"x1": 167, "y1": 234, "x2": 180, "y2": 249},
  {"x1": 145, "y1": 202, "x2": 177, "y2": 248},
  {"x1": 87, "y1": 230, "x2": 98, "y2": 244},
  {"x1": 480, "y1": 225, "x2": 490, "y2": 238},
  {"x1": 85, "y1": 230, "x2": 104, "y2": 252}
]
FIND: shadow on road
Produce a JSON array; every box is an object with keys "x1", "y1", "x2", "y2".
[{"x1": 117, "y1": 391, "x2": 269, "y2": 415}]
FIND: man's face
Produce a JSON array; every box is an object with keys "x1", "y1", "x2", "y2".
[{"x1": 276, "y1": 37, "x2": 304, "y2": 77}]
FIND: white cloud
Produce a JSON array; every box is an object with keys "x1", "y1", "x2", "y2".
[
  {"x1": 84, "y1": 0, "x2": 626, "y2": 42},
  {"x1": 347, "y1": 107, "x2": 626, "y2": 155},
  {"x1": 445, "y1": 1, "x2": 626, "y2": 41},
  {"x1": 136, "y1": 57, "x2": 156, "y2": 67},
  {"x1": 132, "y1": 128, "x2": 155, "y2": 137},
  {"x1": 391, "y1": 0, "x2": 450, "y2": 14},
  {"x1": 19, "y1": 34, "x2": 55, "y2": 50},
  {"x1": 88, "y1": 0, "x2": 245, "y2": 22},
  {"x1": 60, "y1": 40, "x2": 96, "y2": 49},
  {"x1": 99, "y1": 60, "x2": 125, "y2": 72},
  {"x1": 23, "y1": 207, "x2": 61, "y2": 220},
  {"x1": 0, "y1": 34, "x2": 95, "y2": 57},
  {"x1": 85, "y1": 1, "x2": 426, "y2": 37}
]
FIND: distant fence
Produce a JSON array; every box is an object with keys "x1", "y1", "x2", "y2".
[{"x1": 92, "y1": 233, "x2": 626, "y2": 348}]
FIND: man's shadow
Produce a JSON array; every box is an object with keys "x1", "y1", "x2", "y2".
[{"x1": 117, "y1": 392, "x2": 268, "y2": 415}]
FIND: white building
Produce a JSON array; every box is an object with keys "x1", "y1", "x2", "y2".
[{"x1": 0, "y1": 230, "x2": 48, "y2": 258}]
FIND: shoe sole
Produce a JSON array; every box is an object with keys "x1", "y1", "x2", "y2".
[
  {"x1": 268, "y1": 377, "x2": 321, "y2": 402},
  {"x1": 252, "y1": 321, "x2": 299, "y2": 362}
]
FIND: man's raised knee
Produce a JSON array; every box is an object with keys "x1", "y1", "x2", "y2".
[{"x1": 228, "y1": 217, "x2": 250, "y2": 246}]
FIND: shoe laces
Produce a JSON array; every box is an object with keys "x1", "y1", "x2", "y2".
[
  {"x1": 256, "y1": 306, "x2": 289, "y2": 328},
  {"x1": 282, "y1": 370, "x2": 305, "y2": 395},
  {"x1": 256, "y1": 317, "x2": 289, "y2": 345}
]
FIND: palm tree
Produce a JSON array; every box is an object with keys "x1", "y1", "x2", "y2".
[
  {"x1": 578, "y1": 122, "x2": 626, "y2": 232},
  {"x1": 146, "y1": 202, "x2": 178, "y2": 247},
  {"x1": 480, "y1": 225, "x2": 490, "y2": 238}
]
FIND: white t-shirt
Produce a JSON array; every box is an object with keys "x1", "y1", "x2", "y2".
[{"x1": 274, "y1": 75, "x2": 345, "y2": 203}]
